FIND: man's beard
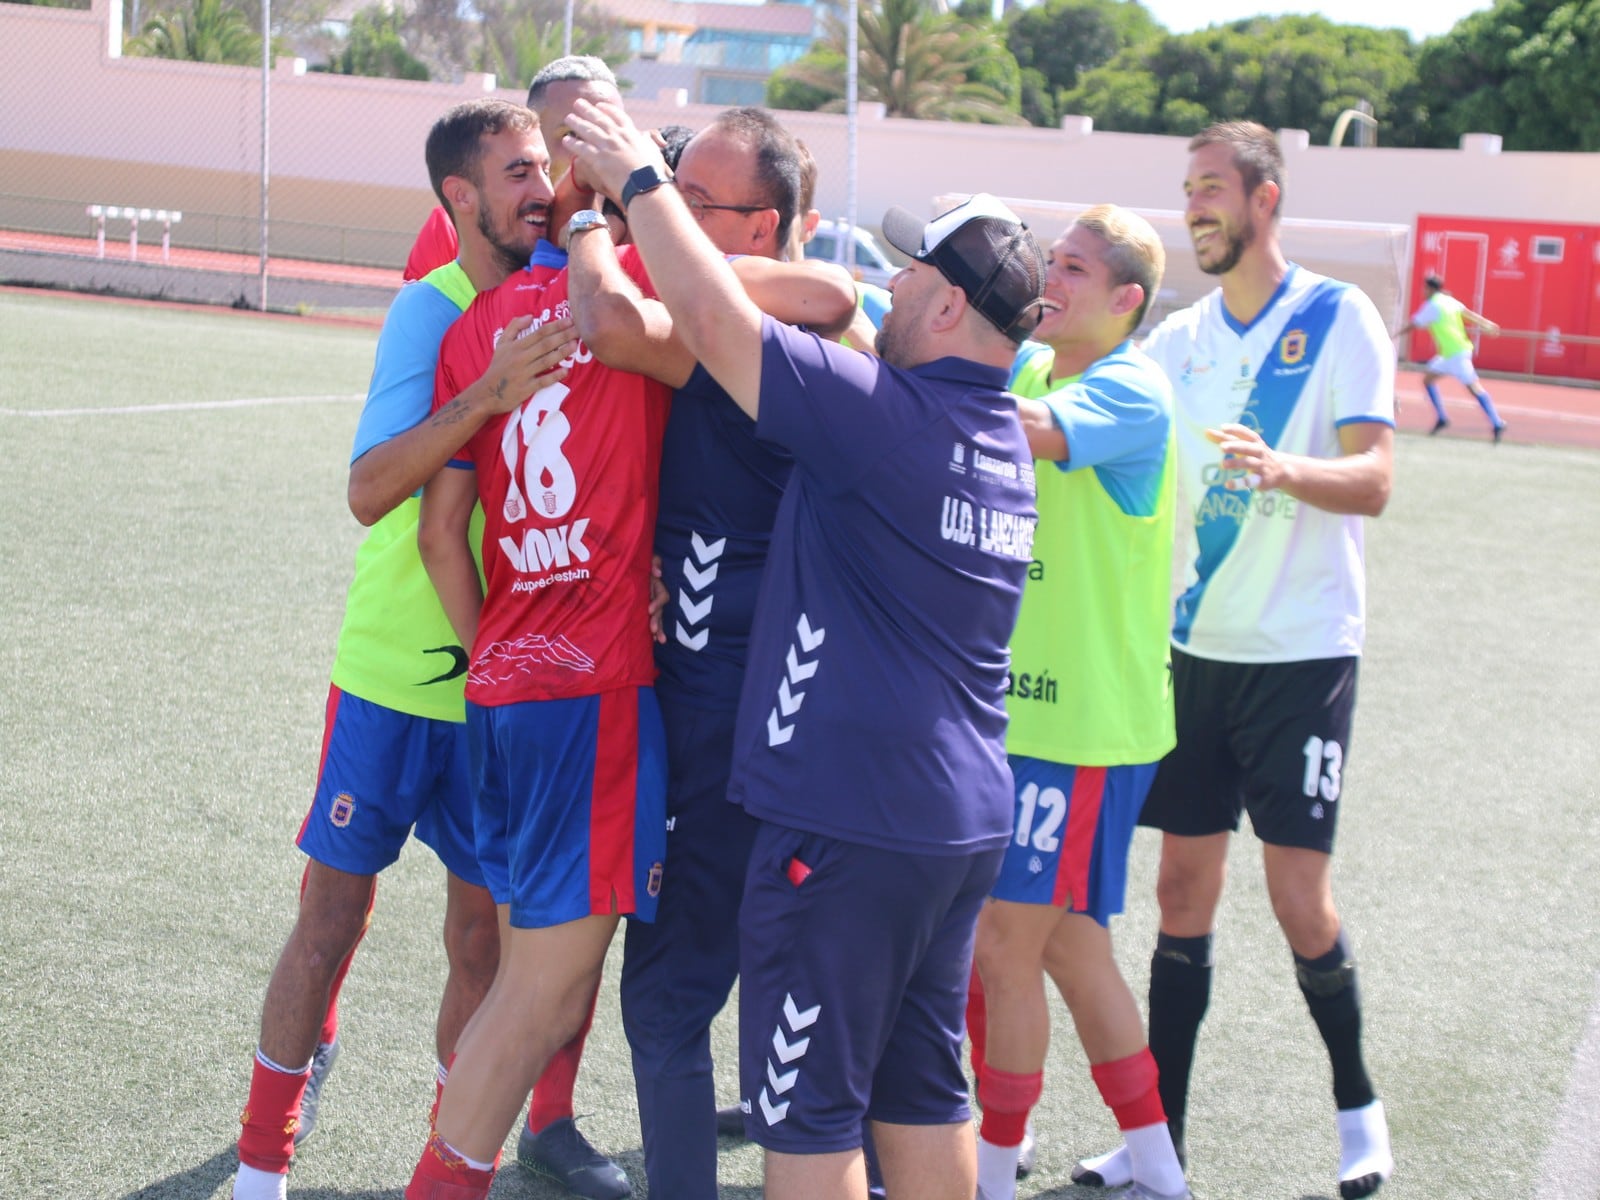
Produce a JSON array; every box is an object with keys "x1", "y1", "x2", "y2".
[
  {"x1": 1198, "y1": 218, "x2": 1254, "y2": 277},
  {"x1": 480, "y1": 205, "x2": 542, "y2": 275}
]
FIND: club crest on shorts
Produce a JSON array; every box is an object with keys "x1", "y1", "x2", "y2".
[
  {"x1": 647, "y1": 861, "x2": 663, "y2": 897},
  {"x1": 330, "y1": 792, "x2": 356, "y2": 828},
  {"x1": 1280, "y1": 329, "x2": 1308, "y2": 365}
]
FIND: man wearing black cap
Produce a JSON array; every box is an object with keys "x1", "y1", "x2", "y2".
[{"x1": 562, "y1": 96, "x2": 1043, "y2": 1200}]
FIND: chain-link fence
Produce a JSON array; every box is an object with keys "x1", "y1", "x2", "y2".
[
  {"x1": 1, "y1": 0, "x2": 880, "y2": 312},
  {"x1": 9, "y1": 0, "x2": 1600, "y2": 383}
]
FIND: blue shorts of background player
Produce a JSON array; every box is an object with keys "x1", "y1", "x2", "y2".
[
  {"x1": 467, "y1": 685, "x2": 668, "y2": 929},
  {"x1": 990, "y1": 756, "x2": 1160, "y2": 925},
  {"x1": 738, "y1": 822, "x2": 1004, "y2": 1154},
  {"x1": 297, "y1": 684, "x2": 483, "y2": 887}
]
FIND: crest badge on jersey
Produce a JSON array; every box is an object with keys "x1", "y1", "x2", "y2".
[
  {"x1": 1280, "y1": 330, "x2": 1308, "y2": 365},
  {"x1": 647, "y1": 861, "x2": 664, "y2": 897},
  {"x1": 330, "y1": 792, "x2": 356, "y2": 828}
]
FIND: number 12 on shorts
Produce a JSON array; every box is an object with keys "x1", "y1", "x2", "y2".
[{"x1": 1301, "y1": 736, "x2": 1343, "y2": 802}]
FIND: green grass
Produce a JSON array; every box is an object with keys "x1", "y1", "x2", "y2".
[{"x1": 3, "y1": 288, "x2": 1598, "y2": 1199}]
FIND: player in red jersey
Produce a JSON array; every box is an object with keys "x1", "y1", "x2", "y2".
[
  {"x1": 405, "y1": 238, "x2": 670, "y2": 1200},
  {"x1": 405, "y1": 156, "x2": 856, "y2": 1190}
]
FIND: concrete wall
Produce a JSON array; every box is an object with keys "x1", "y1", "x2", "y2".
[{"x1": 4, "y1": 0, "x2": 1600, "y2": 267}]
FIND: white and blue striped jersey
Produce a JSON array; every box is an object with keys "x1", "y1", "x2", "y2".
[{"x1": 1142, "y1": 265, "x2": 1395, "y2": 664}]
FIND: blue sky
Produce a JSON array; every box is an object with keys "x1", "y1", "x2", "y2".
[{"x1": 1139, "y1": 1, "x2": 1493, "y2": 41}]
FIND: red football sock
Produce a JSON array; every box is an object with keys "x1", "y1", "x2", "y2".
[
  {"x1": 976, "y1": 1065, "x2": 1042, "y2": 1148},
  {"x1": 967, "y1": 965, "x2": 988, "y2": 1083},
  {"x1": 1091, "y1": 1048, "x2": 1166, "y2": 1132},
  {"x1": 237, "y1": 1054, "x2": 311, "y2": 1173},
  {"x1": 526, "y1": 978, "x2": 599, "y2": 1133},
  {"x1": 405, "y1": 1133, "x2": 494, "y2": 1200}
]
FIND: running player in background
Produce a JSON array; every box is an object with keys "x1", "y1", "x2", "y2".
[
  {"x1": 229, "y1": 98, "x2": 575, "y2": 1200},
  {"x1": 971, "y1": 205, "x2": 1190, "y2": 1200},
  {"x1": 1396, "y1": 271, "x2": 1506, "y2": 441},
  {"x1": 1075, "y1": 120, "x2": 1395, "y2": 1200},
  {"x1": 564, "y1": 93, "x2": 1045, "y2": 1200}
]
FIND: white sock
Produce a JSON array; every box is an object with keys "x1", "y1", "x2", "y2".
[
  {"x1": 1075, "y1": 1141, "x2": 1132, "y2": 1187},
  {"x1": 254, "y1": 1048, "x2": 312, "y2": 1075},
  {"x1": 231, "y1": 1162, "x2": 287, "y2": 1200},
  {"x1": 976, "y1": 1136, "x2": 1021, "y2": 1200},
  {"x1": 1125, "y1": 1121, "x2": 1187, "y2": 1195},
  {"x1": 434, "y1": 1135, "x2": 497, "y2": 1173},
  {"x1": 1337, "y1": 1099, "x2": 1393, "y2": 1192}
]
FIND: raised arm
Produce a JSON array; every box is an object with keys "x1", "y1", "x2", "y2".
[
  {"x1": 416, "y1": 464, "x2": 484, "y2": 651},
  {"x1": 349, "y1": 313, "x2": 575, "y2": 526},
  {"x1": 564, "y1": 221, "x2": 697, "y2": 387},
  {"x1": 564, "y1": 99, "x2": 766, "y2": 419}
]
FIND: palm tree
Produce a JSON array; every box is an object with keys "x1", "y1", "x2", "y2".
[
  {"x1": 473, "y1": 0, "x2": 628, "y2": 90},
  {"x1": 771, "y1": 0, "x2": 1024, "y2": 125},
  {"x1": 128, "y1": 0, "x2": 261, "y2": 64}
]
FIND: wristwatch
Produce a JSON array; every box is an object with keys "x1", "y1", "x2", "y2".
[
  {"x1": 564, "y1": 208, "x2": 610, "y2": 244},
  {"x1": 620, "y1": 163, "x2": 674, "y2": 212}
]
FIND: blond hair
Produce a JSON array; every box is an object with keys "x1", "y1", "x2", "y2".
[{"x1": 1071, "y1": 204, "x2": 1165, "y2": 333}]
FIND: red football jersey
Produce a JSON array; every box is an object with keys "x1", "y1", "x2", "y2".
[
  {"x1": 434, "y1": 246, "x2": 670, "y2": 705},
  {"x1": 404, "y1": 206, "x2": 459, "y2": 281}
]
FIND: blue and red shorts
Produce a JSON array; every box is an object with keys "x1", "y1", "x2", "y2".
[
  {"x1": 296, "y1": 684, "x2": 482, "y2": 886},
  {"x1": 989, "y1": 755, "x2": 1159, "y2": 926},
  {"x1": 467, "y1": 685, "x2": 667, "y2": 930},
  {"x1": 737, "y1": 822, "x2": 1003, "y2": 1153}
]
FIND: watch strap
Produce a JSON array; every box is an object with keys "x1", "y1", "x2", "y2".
[{"x1": 621, "y1": 164, "x2": 673, "y2": 212}]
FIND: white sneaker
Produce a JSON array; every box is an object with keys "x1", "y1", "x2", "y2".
[
  {"x1": 1070, "y1": 1143, "x2": 1131, "y2": 1188},
  {"x1": 1337, "y1": 1098, "x2": 1394, "y2": 1199}
]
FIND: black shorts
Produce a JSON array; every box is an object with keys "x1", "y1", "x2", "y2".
[{"x1": 1138, "y1": 650, "x2": 1359, "y2": 854}]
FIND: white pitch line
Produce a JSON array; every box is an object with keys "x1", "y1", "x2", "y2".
[
  {"x1": 0, "y1": 393, "x2": 362, "y2": 418},
  {"x1": 1536, "y1": 971, "x2": 1600, "y2": 1199}
]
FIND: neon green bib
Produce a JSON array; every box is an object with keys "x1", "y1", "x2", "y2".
[
  {"x1": 1427, "y1": 293, "x2": 1473, "y2": 358},
  {"x1": 329, "y1": 261, "x2": 485, "y2": 722},
  {"x1": 1004, "y1": 351, "x2": 1177, "y2": 766}
]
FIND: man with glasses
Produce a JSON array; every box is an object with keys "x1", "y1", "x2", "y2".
[
  {"x1": 565, "y1": 92, "x2": 1046, "y2": 1200},
  {"x1": 569, "y1": 105, "x2": 860, "y2": 1200}
]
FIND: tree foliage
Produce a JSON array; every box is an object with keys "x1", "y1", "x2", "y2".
[
  {"x1": 1060, "y1": 15, "x2": 1418, "y2": 143},
  {"x1": 1410, "y1": 0, "x2": 1600, "y2": 150},
  {"x1": 1003, "y1": 0, "x2": 1159, "y2": 126},
  {"x1": 470, "y1": 0, "x2": 630, "y2": 90},
  {"x1": 767, "y1": 0, "x2": 1025, "y2": 125},
  {"x1": 324, "y1": 4, "x2": 427, "y2": 80},
  {"x1": 127, "y1": 0, "x2": 261, "y2": 63}
]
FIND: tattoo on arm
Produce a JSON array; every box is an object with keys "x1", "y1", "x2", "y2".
[{"x1": 433, "y1": 397, "x2": 470, "y2": 428}]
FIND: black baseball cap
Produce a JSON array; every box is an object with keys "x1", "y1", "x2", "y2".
[{"x1": 881, "y1": 194, "x2": 1047, "y2": 344}]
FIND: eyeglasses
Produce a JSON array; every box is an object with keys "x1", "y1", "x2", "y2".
[{"x1": 682, "y1": 194, "x2": 771, "y2": 218}]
